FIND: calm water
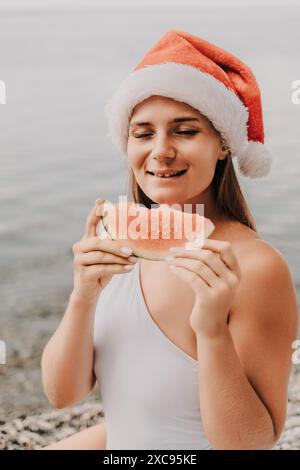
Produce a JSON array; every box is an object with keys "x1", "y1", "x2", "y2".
[{"x1": 0, "y1": 5, "x2": 300, "y2": 413}]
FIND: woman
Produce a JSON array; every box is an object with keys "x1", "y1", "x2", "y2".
[{"x1": 40, "y1": 31, "x2": 298, "y2": 450}]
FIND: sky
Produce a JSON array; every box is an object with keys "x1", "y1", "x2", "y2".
[{"x1": 0, "y1": 0, "x2": 299, "y2": 8}]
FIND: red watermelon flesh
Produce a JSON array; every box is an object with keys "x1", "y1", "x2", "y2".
[{"x1": 98, "y1": 200, "x2": 215, "y2": 261}]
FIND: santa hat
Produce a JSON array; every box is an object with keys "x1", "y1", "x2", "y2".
[{"x1": 105, "y1": 30, "x2": 272, "y2": 178}]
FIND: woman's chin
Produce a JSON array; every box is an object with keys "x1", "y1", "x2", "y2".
[{"x1": 145, "y1": 192, "x2": 185, "y2": 207}]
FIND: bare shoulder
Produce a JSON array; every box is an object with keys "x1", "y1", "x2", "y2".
[
  {"x1": 224, "y1": 222, "x2": 298, "y2": 325},
  {"x1": 231, "y1": 226, "x2": 291, "y2": 277},
  {"x1": 217, "y1": 219, "x2": 289, "y2": 268},
  {"x1": 214, "y1": 219, "x2": 297, "y2": 312}
]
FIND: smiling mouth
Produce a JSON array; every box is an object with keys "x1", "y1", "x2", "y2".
[{"x1": 146, "y1": 169, "x2": 188, "y2": 179}]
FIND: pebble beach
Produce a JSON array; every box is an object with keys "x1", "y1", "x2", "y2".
[{"x1": 1, "y1": 367, "x2": 300, "y2": 450}]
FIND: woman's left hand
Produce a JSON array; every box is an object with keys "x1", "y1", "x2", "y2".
[{"x1": 166, "y1": 239, "x2": 242, "y2": 338}]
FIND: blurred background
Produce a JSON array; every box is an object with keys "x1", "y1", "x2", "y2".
[{"x1": 0, "y1": 0, "x2": 299, "y2": 436}]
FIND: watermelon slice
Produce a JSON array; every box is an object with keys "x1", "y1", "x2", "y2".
[{"x1": 98, "y1": 199, "x2": 215, "y2": 261}]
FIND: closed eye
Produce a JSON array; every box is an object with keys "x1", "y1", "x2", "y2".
[
  {"x1": 177, "y1": 131, "x2": 199, "y2": 135},
  {"x1": 134, "y1": 130, "x2": 199, "y2": 138}
]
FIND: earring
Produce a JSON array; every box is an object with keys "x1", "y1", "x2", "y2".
[{"x1": 220, "y1": 142, "x2": 230, "y2": 159}]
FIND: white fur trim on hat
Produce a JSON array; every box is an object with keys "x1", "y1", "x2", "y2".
[
  {"x1": 105, "y1": 62, "x2": 271, "y2": 178},
  {"x1": 237, "y1": 141, "x2": 272, "y2": 178}
]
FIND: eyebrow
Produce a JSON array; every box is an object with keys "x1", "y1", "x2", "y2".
[{"x1": 129, "y1": 117, "x2": 201, "y2": 128}]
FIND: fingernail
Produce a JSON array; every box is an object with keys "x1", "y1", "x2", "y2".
[
  {"x1": 188, "y1": 238, "x2": 203, "y2": 247},
  {"x1": 169, "y1": 247, "x2": 182, "y2": 253},
  {"x1": 95, "y1": 198, "x2": 105, "y2": 204},
  {"x1": 121, "y1": 247, "x2": 133, "y2": 255},
  {"x1": 129, "y1": 256, "x2": 138, "y2": 263}
]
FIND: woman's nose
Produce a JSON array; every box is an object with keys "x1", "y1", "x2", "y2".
[
  {"x1": 151, "y1": 134, "x2": 176, "y2": 159},
  {"x1": 153, "y1": 152, "x2": 176, "y2": 162}
]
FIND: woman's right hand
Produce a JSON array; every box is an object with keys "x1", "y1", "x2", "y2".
[{"x1": 72, "y1": 199, "x2": 138, "y2": 304}]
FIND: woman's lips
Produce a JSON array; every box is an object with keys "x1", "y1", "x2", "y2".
[
  {"x1": 146, "y1": 169, "x2": 188, "y2": 181},
  {"x1": 146, "y1": 168, "x2": 188, "y2": 179}
]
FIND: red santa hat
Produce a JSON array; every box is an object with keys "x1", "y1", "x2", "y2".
[{"x1": 105, "y1": 30, "x2": 272, "y2": 178}]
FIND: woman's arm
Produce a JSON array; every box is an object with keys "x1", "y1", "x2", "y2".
[
  {"x1": 41, "y1": 198, "x2": 135, "y2": 409},
  {"x1": 40, "y1": 422, "x2": 106, "y2": 450},
  {"x1": 195, "y1": 240, "x2": 299, "y2": 449},
  {"x1": 41, "y1": 290, "x2": 99, "y2": 408}
]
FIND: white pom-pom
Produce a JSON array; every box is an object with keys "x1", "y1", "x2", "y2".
[{"x1": 237, "y1": 141, "x2": 272, "y2": 178}]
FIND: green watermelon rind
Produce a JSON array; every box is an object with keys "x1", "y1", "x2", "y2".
[
  {"x1": 98, "y1": 200, "x2": 166, "y2": 261},
  {"x1": 99, "y1": 212, "x2": 164, "y2": 261},
  {"x1": 100, "y1": 201, "x2": 182, "y2": 261}
]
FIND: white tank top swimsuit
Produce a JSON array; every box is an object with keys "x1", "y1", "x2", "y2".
[{"x1": 93, "y1": 258, "x2": 212, "y2": 450}]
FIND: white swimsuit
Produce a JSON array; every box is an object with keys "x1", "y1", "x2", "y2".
[{"x1": 93, "y1": 258, "x2": 212, "y2": 450}]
